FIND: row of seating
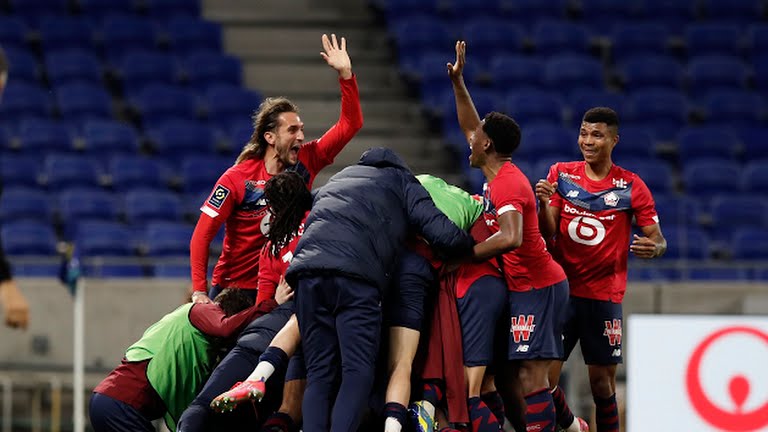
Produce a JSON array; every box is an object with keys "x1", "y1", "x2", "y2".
[{"x1": 2, "y1": 0, "x2": 201, "y2": 25}]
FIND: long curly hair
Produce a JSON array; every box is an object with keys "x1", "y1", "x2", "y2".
[{"x1": 264, "y1": 171, "x2": 313, "y2": 256}]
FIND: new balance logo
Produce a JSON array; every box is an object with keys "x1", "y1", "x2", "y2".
[
  {"x1": 612, "y1": 349, "x2": 622, "y2": 357},
  {"x1": 566, "y1": 190, "x2": 579, "y2": 198},
  {"x1": 604, "y1": 319, "x2": 622, "y2": 346},
  {"x1": 516, "y1": 345, "x2": 530, "y2": 353},
  {"x1": 510, "y1": 315, "x2": 536, "y2": 343}
]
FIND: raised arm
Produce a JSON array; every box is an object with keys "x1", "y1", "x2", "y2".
[{"x1": 447, "y1": 41, "x2": 482, "y2": 141}]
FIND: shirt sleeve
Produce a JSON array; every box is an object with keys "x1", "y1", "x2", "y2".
[
  {"x1": 631, "y1": 175, "x2": 660, "y2": 227},
  {"x1": 255, "y1": 244, "x2": 279, "y2": 307},
  {"x1": 546, "y1": 163, "x2": 564, "y2": 209},
  {"x1": 299, "y1": 75, "x2": 363, "y2": 174},
  {"x1": 489, "y1": 170, "x2": 528, "y2": 219},
  {"x1": 188, "y1": 302, "x2": 262, "y2": 339}
]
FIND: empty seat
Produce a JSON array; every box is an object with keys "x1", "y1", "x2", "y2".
[
  {"x1": 461, "y1": 18, "x2": 525, "y2": 58},
  {"x1": 701, "y1": 0, "x2": 763, "y2": 23},
  {"x1": 145, "y1": 0, "x2": 201, "y2": 18},
  {"x1": 0, "y1": 16, "x2": 28, "y2": 51},
  {"x1": 502, "y1": 0, "x2": 568, "y2": 20},
  {"x1": 688, "y1": 55, "x2": 749, "y2": 93},
  {"x1": 205, "y1": 85, "x2": 262, "y2": 130},
  {"x1": 613, "y1": 125, "x2": 656, "y2": 158},
  {"x1": 739, "y1": 127, "x2": 768, "y2": 160},
  {"x1": 45, "y1": 49, "x2": 103, "y2": 86},
  {"x1": 149, "y1": 121, "x2": 216, "y2": 158},
  {"x1": 59, "y1": 188, "x2": 119, "y2": 230},
  {"x1": 144, "y1": 221, "x2": 193, "y2": 256},
  {"x1": 133, "y1": 84, "x2": 198, "y2": 127},
  {"x1": 181, "y1": 53, "x2": 242, "y2": 89},
  {"x1": 55, "y1": 83, "x2": 113, "y2": 123},
  {"x1": 544, "y1": 54, "x2": 604, "y2": 90},
  {"x1": 625, "y1": 89, "x2": 688, "y2": 140},
  {"x1": 117, "y1": 51, "x2": 177, "y2": 92},
  {"x1": 109, "y1": 155, "x2": 169, "y2": 191},
  {"x1": 9, "y1": 0, "x2": 69, "y2": 25},
  {"x1": 488, "y1": 54, "x2": 542, "y2": 89},
  {"x1": 618, "y1": 158, "x2": 675, "y2": 194},
  {"x1": 568, "y1": 89, "x2": 624, "y2": 126},
  {"x1": 18, "y1": 120, "x2": 75, "y2": 153},
  {"x1": 610, "y1": 23, "x2": 671, "y2": 62},
  {"x1": 702, "y1": 90, "x2": 764, "y2": 126},
  {"x1": 180, "y1": 156, "x2": 233, "y2": 193},
  {"x1": 391, "y1": 16, "x2": 453, "y2": 52},
  {"x1": 659, "y1": 226, "x2": 711, "y2": 259},
  {"x1": 166, "y1": 16, "x2": 222, "y2": 55},
  {"x1": 731, "y1": 228, "x2": 768, "y2": 259},
  {"x1": 100, "y1": 14, "x2": 158, "y2": 55},
  {"x1": 124, "y1": 188, "x2": 183, "y2": 224},
  {"x1": 710, "y1": 196, "x2": 768, "y2": 228},
  {"x1": 2, "y1": 47, "x2": 40, "y2": 84},
  {"x1": 755, "y1": 55, "x2": 768, "y2": 92},
  {"x1": 38, "y1": 16, "x2": 93, "y2": 51},
  {"x1": 518, "y1": 124, "x2": 574, "y2": 159},
  {"x1": 0, "y1": 83, "x2": 51, "y2": 123},
  {"x1": 637, "y1": 0, "x2": 698, "y2": 34},
  {"x1": 742, "y1": 160, "x2": 768, "y2": 193},
  {"x1": 82, "y1": 120, "x2": 140, "y2": 155},
  {"x1": 1, "y1": 221, "x2": 57, "y2": 255},
  {"x1": 685, "y1": 23, "x2": 743, "y2": 56},
  {"x1": 44, "y1": 154, "x2": 102, "y2": 188},
  {"x1": 504, "y1": 89, "x2": 566, "y2": 125},
  {"x1": 0, "y1": 155, "x2": 40, "y2": 187},
  {"x1": 532, "y1": 20, "x2": 590, "y2": 55},
  {"x1": 677, "y1": 126, "x2": 740, "y2": 161},
  {"x1": 0, "y1": 187, "x2": 52, "y2": 223},
  {"x1": 617, "y1": 55, "x2": 684, "y2": 90},
  {"x1": 653, "y1": 194, "x2": 702, "y2": 226},
  {"x1": 79, "y1": 0, "x2": 135, "y2": 20},
  {"x1": 749, "y1": 24, "x2": 768, "y2": 55},
  {"x1": 683, "y1": 159, "x2": 741, "y2": 193},
  {"x1": 76, "y1": 221, "x2": 135, "y2": 256}
]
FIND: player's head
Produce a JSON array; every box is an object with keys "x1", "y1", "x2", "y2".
[
  {"x1": 213, "y1": 288, "x2": 254, "y2": 316},
  {"x1": 264, "y1": 171, "x2": 312, "y2": 256},
  {"x1": 237, "y1": 97, "x2": 303, "y2": 165},
  {"x1": 579, "y1": 107, "x2": 619, "y2": 164},
  {"x1": 468, "y1": 111, "x2": 521, "y2": 168},
  {"x1": 0, "y1": 46, "x2": 8, "y2": 98}
]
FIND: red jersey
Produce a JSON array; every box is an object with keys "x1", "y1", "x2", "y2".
[
  {"x1": 482, "y1": 162, "x2": 566, "y2": 292},
  {"x1": 546, "y1": 161, "x2": 659, "y2": 303},
  {"x1": 254, "y1": 212, "x2": 309, "y2": 312},
  {"x1": 190, "y1": 76, "x2": 363, "y2": 293}
]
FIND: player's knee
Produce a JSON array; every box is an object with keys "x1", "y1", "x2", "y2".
[{"x1": 588, "y1": 367, "x2": 615, "y2": 397}]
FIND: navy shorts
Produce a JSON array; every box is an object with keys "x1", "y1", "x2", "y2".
[
  {"x1": 89, "y1": 393, "x2": 156, "y2": 432},
  {"x1": 456, "y1": 275, "x2": 508, "y2": 367},
  {"x1": 562, "y1": 296, "x2": 624, "y2": 364},
  {"x1": 506, "y1": 279, "x2": 569, "y2": 361},
  {"x1": 384, "y1": 250, "x2": 435, "y2": 330}
]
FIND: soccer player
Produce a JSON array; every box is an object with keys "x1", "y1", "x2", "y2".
[
  {"x1": 286, "y1": 147, "x2": 476, "y2": 432},
  {"x1": 89, "y1": 289, "x2": 258, "y2": 432},
  {"x1": 0, "y1": 46, "x2": 30, "y2": 330},
  {"x1": 190, "y1": 33, "x2": 363, "y2": 304},
  {"x1": 448, "y1": 41, "x2": 568, "y2": 432},
  {"x1": 535, "y1": 107, "x2": 666, "y2": 432}
]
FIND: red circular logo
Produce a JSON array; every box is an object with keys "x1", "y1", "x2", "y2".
[{"x1": 686, "y1": 326, "x2": 768, "y2": 431}]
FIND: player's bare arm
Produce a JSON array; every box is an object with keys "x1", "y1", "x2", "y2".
[
  {"x1": 320, "y1": 33, "x2": 352, "y2": 79},
  {"x1": 0, "y1": 279, "x2": 29, "y2": 329},
  {"x1": 473, "y1": 211, "x2": 523, "y2": 261},
  {"x1": 535, "y1": 179, "x2": 561, "y2": 239},
  {"x1": 629, "y1": 224, "x2": 667, "y2": 259},
  {"x1": 447, "y1": 40, "x2": 482, "y2": 140}
]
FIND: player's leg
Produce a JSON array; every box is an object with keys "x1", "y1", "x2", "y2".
[
  {"x1": 385, "y1": 326, "x2": 420, "y2": 432},
  {"x1": 260, "y1": 352, "x2": 307, "y2": 432},
  {"x1": 550, "y1": 297, "x2": 589, "y2": 432},
  {"x1": 480, "y1": 374, "x2": 507, "y2": 429}
]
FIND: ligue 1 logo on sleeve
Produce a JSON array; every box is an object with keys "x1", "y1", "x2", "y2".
[{"x1": 685, "y1": 326, "x2": 768, "y2": 431}]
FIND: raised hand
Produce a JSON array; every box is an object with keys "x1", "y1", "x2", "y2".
[
  {"x1": 320, "y1": 33, "x2": 352, "y2": 79},
  {"x1": 446, "y1": 40, "x2": 466, "y2": 81},
  {"x1": 535, "y1": 180, "x2": 558, "y2": 204}
]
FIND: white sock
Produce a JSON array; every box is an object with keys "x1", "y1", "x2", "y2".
[
  {"x1": 422, "y1": 400, "x2": 436, "y2": 419},
  {"x1": 246, "y1": 361, "x2": 275, "y2": 382},
  {"x1": 384, "y1": 417, "x2": 403, "y2": 432},
  {"x1": 566, "y1": 416, "x2": 581, "y2": 432}
]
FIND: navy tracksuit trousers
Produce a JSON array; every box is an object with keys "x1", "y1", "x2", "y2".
[{"x1": 295, "y1": 275, "x2": 382, "y2": 432}]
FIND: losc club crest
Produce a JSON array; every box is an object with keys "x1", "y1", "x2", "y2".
[{"x1": 603, "y1": 191, "x2": 620, "y2": 207}]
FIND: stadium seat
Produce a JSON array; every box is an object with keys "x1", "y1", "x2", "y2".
[
  {"x1": 109, "y1": 155, "x2": 170, "y2": 191},
  {"x1": 43, "y1": 154, "x2": 102, "y2": 188},
  {"x1": 579, "y1": 0, "x2": 643, "y2": 25},
  {"x1": 518, "y1": 124, "x2": 574, "y2": 160},
  {"x1": 568, "y1": 90, "x2": 624, "y2": 126},
  {"x1": 755, "y1": 55, "x2": 768, "y2": 92},
  {"x1": 380, "y1": 0, "x2": 442, "y2": 18},
  {"x1": 684, "y1": 23, "x2": 743, "y2": 56},
  {"x1": 0, "y1": 187, "x2": 53, "y2": 223},
  {"x1": 613, "y1": 125, "x2": 656, "y2": 158},
  {"x1": 687, "y1": 267, "x2": 750, "y2": 281},
  {"x1": 100, "y1": 15, "x2": 158, "y2": 56},
  {"x1": 205, "y1": 85, "x2": 262, "y2": 130},
  {"x1": 82, "y1": 120, "x2": 140, "y2": 156},
  {"x1": 617, "y1": 55, "x2": 684, "y2": 90},
  {"x1": 38, "y1": 16, "x2": 94, "y2": 51},
  {"x1": 181, "y1": 53, "x2": 242, "y2": 89},
  {"x1": 58, "y1": 188, "x2": 120, "y2": 231},
  {"x1": 738, "y1": 127, "x2": 768, "y2": 160},
  {"x1": 488, "y1": 55, "x2": 543, "y2": 89},
  {"x1": 702, "y1": 90, "x2": 765, "y2": 126},
  {"x1": 0, "y1": 16, "x2": 28, "y2": 51},
  {"x1": 701, "y1": 0, "x2": 764, "y2": 24},
  {"x1": 741, "y1": 160, "x2": 768, "y2": 194},
  {"x1": 544, "y1": 54, "x2": 604, "y2": 91},
  {"x1": 501, "y1": 0, "x2": 568, "y2": 20},
  {"x1": 682, "y1": 159, "x2": 741, "y2": 194},
  {"x1": 124, "y1": 188, "x2": 183, "y2": 224},
  {"x1": 144, "y1": 221, "x2": 193, "y2": 256},
  {"x1": 637, "y1": 0, "x2": 698, "y2": 34},
  {"x1": 659, "y1": 226, "x2": 711, "y2": 260},
  {"x1": 117, "y1": 51, "x2": 177, "y2": 93},
  {"x1": 504, "y1": 89, "x2": 567, "y2": 125},
  {"x1": 438, "y1": 88, "x2": 500, "y2": 124},
  {"x1": 149, "y1": 121, "x2": 216, "y2": 158},
  {"x1": 0, "y1": 83, "x2": 51, "y2": 123},
  {"x1": 76, "y1": 221, "x2": 135, "y2": 256},
  {"x1": 79, "y1": 0, "x2": 137, "y2": 22},
  {"x1": 731, "y1": 228, "x2": 768, "y2": 259},
  {"x1": 391, "y1": 16, "x2": 453, "y2": 52},
  {"x1": 132, "y1": 85, "x2": 198, "y2": 128},
  {"x1": 145, "y1": 0, "x2": 202, "y2": 19},
  {"x1": 710, "y1": 196, "x2": 768, "y2": 229},
  {"x1": 748, "y1": 24, "x2": 768, "y2": 55},
  {"x1": 167, "y1": 16, "x2": 222, "y2": 56},
  {"x1": 18, "y1": 120, "x2": 75, "y2": 153},
  {"x1": 1, "y1": 221, "x2": 58, "y2": 255},
  {"x1": 0, "y1": 155, "x2": 40, "y2": 187},
  {"x1": 531, "y1": 153, "x2": 576, "y2": 181},
  {"x1": 624, "y1": 89, "x2": 688, "y2": 140},
  {"x1": 676, "y1": 126, "x2": 740, "y2": 161},
  {"x1": 451, "y1": 0, "x2": 504, "y2": 17},
  {"x1": 2, "y1": 47, "x2": 40, "y2": 85},
  {"x1": 652, "y1": 194, "x2": 702, "y2": 226},
  {"x1": 45, "y1": 49, "x2": 103, "y2": 86},
  {"x1": 687, "y1": 55, "x2": 749, "y2": 94},
  {"x1": 55, "y1": 83, "x2": 113, "y2": 123},
  {"x1": 610, "y1": 23, "x2": 671, "y2": 62},
  {"x1": 532, "y1": 20, "x2": 590, "y2": 55},
  {"x1": 8, "y1": 0, "x2": 69, "y2": 26},
  {"x1": 461, "y1": 18, "x2": 525, "y2": 59},
  {"x1": 617, "y1": 158, "x2": 675, "y2": 194},
  {"x1": 180, "y1": 156, "x2": 232, "y2": 193}
]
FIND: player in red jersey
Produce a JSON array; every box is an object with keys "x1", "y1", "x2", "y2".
[
  {"x1": 190, "y1": 33, "x2": 363, "y2": 304},
  {"x1": 535, "y1": 107, "x2": 666, "y2": 432},
  {"x1": 448, "y1": 41, "x2": 568, "y2": 432}
]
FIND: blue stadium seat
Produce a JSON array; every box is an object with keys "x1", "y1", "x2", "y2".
[
  {"x1": 0, "y1": 16, "x2": 28, "y2": 51},
  {"x1": 45, "y1": 49, "x2": 103, "y2": 86},
  {"x1": 205, "y1": 84, "x2": 262, "y2": 131},
  {"x1": 531, "y1": 153, "x2": 577, "y2": 181},
  {"x1": 568, "y1": 90, "x2": 624, "y2": 126},
  {"x1": 701, "y1": 0, "x2": 764, "y2": 24},
  {"x1": 579, "y1": 0, "x2": 643, "y2": 23},
  {"x1": 380, "y1": 0, "x2": 442, "y2": 18},
  {"x1": 518, "y1": 124, "x2": 574, "y2": 160},
  {"x1": 0, "y1": 83, "x2": 51, "y2": 123},
  {"x1": 610, "y1": 23, "x2": 671, "y2": 62},
  {"x1": 683, "y1": 159, "x2": 741, "y2": 194},
  {"x1": 100, "y1": 15, "x2": 158, "y2": 56},
  {"x1": 8, "y1": 0, "x2": 69, "y2": 27},
  {"x1": 82, "y1": 120, "x2": 140, "y2": 155},
  {"x1": 44, "y1": 154, "x2": 102, "y2": 188},
  {"x1": 685, "y1": 23, "x2": 743, "y2": 56},
  {"x1": 229, "y1": 124, "x2": 253, "y2": 153},
  {"x1": 702, "y1": 90, "x2": 765, "y2": 126},
  {"x1": 182, "y1": 53, "x2": 242, "y2": 89},
  {"x1": 741, "y1": 158, "x2": 768, "y2": 192},
  {"x1": 180, "y1": 156, "x2": 233, "y2": 193},
  {"x1": 532, "y1": 20, "x2": 590, "y2": 56},
  {"x1": 617, "y1": 55, "x2": 684, "y2": 90},
  {"x1": 488, "y1": 55, "x2": 542, "y2": 89},
  {"x1": 613, "y1": 125, "x2": 656, "y2": 158},
  {"x1": 145, "y1": 0, "x2": 201, "y2": 19},
  {"x1": 617, "y1": 158, "x2": 675, "y2": 194},
  {"x1": 501, "y1": 0, "x2": 568, "y2": 20},
  {"x1": 149, "y1": 121, "x2": 216, "y2": 158},
  {"x1": 637, "y1": 0, "x2": 698, "y2": 34},
  {"x1": 749, "y1": 24, "x2": 768, "y2": 55},
  {"x1": 0, "y1": 155, "x2": 40, "y2": 187},
  {"x1": 625, "y1": 89, "x2": 688, "y2": 140},
  {"x1": 710, "y1": 196, "x2": 768, "y2": 229},
  {"x1": 544, "y1": 54, "x2": 604, "y2": 91},
  {"x1": 132, "y1": 85, "x2": 198, "y2": 128},
  {"x1": 687, "y1": 267, "x2": 749, "y2": 281},
  {"x1": 436, "y1": 88, "x2": 500, "y2": 123},
  {"x1": 109, "y1": 155, "x2": 170, "y2": 191},
  {"x1": 504, "y1": 89, "x2": 566, "y2": 125},
  {"x1": 76, "y1": 221, "x2": 135, "y2": 256},
  {"x1": 688, "y1": 55, "x2": 749, "y2": 94},
  {"x1": 2, "y1": 48, "x2": 40, "y2": 85},
  {"x1": 677, "y1": 126, "x2": 740, "y2": 161},
  {"x1": 38, "y1": 16, "x2": 94, "y2": 51},
  {"x1": 144, "y1": 221, "x2": 193, "y2": 256},
  {"x1": 18, "y1": 120, "x2": 75, "y2": 153},
  {"x1": 1, "y1": 221, "x2": 58, "y2": 256},
  {"x1": 450, "y1": 0, "x2": 504, "y2": 17},
  {"x1": 738, "y1": 127, "x2": 768, "y2": 160},
  {"x1": 79, "y1": 0, "x2": 137, "y2": 22},
  {"x1": 731, "y1": 228, "x2": 768, "y2": 259},
  {"x1": 58, "y1": 188, "x2": 119, "y2": 237},
  {"x1": 167, "y1": 16, "x2": 222, "y2": 56},
  {"x1": 756, "y1": 54, "x2": 768, "y2": 92},
  {"x1": 391, "y1": 16, "x2": 453, "y2": 52},
  {"x1": 55, "y1": 83, "x2": 113, "y2": 123},
  {"x1": 461, "y1": 18, "x2": 524, "y2": 59},
  {"x1": 0, "y1": 187, "x2": 52, "y2": 223},
  {"x1": 124, "y1": 188, "x2": 183, "y2": 224},
  {"x1": 653, "y1": 194, "x2": 702, "y2": 226},
  {"x1": 659, "y1": 225, "x2": 711, "y2": 259},
  {"x1": 117, "y1": 51, "x2": 177, "y2": 93}
]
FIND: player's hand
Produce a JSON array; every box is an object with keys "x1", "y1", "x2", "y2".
[
  {"x1": 0, "y1": 280, "x2": 29, "y2": 329},
  {"x1": 275, "y1": 276, "x2": 294, "y2": 305},
  {"x1": 446, "y1": 40, "x2": 466, "y2": 81},
  {"x1": 535, "y1": 180, "x2": 558, "y2": 203},
  {"x1": 320, "y1": 33, "x2": 352, "y2": 80},
  {"x1": 191, "y1": 291, "x2": 212, "y2": 304},
  {"x1": 630, "y1": 234, "x2": 661, "y2": 259}
]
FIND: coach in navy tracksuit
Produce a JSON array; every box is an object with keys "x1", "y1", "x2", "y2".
[{"x1": 286, "y1": 148, "x2": 475, "y2": 432}]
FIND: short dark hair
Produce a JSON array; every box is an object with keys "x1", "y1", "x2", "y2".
[
  {"x1": 0, "y1": 46, "x2": 8, "y2": 76},
  {"x1": 582, "y1": 107, "x2": 619, "y2": 128},
  {"x1": 236, "y1": 97, "x2": 300, "y2": 163},
  {"x1": 482, "y1": 111, "x2": 521, "y2": 155},
  {"x1": 265, "y1": 171, "x2": 312, "y2": 256},
  {"x1": 214, "y1": 288, "x2": 254, "y2": 316}
]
